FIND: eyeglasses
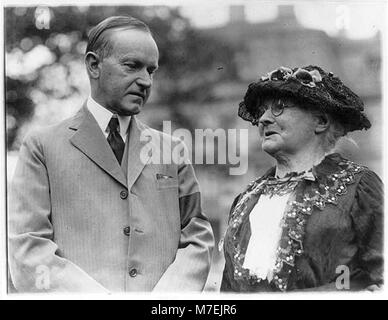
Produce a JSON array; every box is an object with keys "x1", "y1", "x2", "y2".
[{"x1": 258, "y1": 99, "x2": 293, "y2": 118}]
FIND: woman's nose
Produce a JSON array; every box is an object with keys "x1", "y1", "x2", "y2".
[{"x1": 259, "y1": 108, "x2": 275, "y2": 126}]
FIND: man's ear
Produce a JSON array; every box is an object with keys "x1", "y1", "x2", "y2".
[
  {"x1": 85, "y1": 52, "x2": 101, "y2": 79},
  {"x1": 314, "y1": 113, "x2": 330, "y2": 134}
]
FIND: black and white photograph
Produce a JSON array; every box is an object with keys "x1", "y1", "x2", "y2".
[{"x1": 1, "y1": 0, "x2": 387, "y2": 304}]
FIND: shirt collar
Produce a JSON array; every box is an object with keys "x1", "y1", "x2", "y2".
[{"x1": 86, "y1": 96, "x2": 131, "y2": 139}]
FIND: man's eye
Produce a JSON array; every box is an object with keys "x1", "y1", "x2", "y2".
[{"x1": 124, "y1": 63, "x2": 136, "y2": 69}]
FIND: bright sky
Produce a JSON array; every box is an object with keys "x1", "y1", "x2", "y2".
[
  {"x1": 2, "y1": 0, "x2": 386, "y2": 39},
  {"x1": 179, "y1": 1, "x2": 386, "y2": 39}
]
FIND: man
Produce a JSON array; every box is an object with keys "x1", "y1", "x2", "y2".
[{"x1": 8, "y1": 16, "x2": 214, "y2": 293}]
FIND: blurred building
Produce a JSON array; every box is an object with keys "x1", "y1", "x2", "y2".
[
  {"x1": 206, "y1": 4, "x2": 381, "y2": 98},
  {"x1": 200, "y1": 4, "x2": 382, "y2": 177}
]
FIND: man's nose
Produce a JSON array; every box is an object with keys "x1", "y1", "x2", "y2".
[{"x1": 136, "y1": 69, "x2": 152, "y2": 88}]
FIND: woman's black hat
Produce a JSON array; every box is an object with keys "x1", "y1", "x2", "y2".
[{"x1": 238, "y1": 65, "x2": 371, "y2": 132}]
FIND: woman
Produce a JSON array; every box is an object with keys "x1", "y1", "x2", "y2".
[{"x1": 221, "y1": 65, "x2": 383, "y2": 292}]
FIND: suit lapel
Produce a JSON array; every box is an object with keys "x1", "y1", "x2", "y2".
[
  {"x1": 126, "y1": 116, "x2": 152, "y2": 189},
  {"x1": 69, "y1": 105, "x2": 127, "y2": 188}
]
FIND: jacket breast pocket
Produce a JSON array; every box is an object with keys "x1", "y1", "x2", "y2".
[{"x1": 156, "y1": 175, "x2": 178, "y2": 190}]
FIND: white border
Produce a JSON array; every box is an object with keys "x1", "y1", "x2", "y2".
[{"x1": 1, "y1": 0, "x2": 387, "y2": 301}]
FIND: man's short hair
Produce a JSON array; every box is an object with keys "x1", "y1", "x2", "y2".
[{"x1": 85, "y1": 15, "x2": 151, "y2": 59}]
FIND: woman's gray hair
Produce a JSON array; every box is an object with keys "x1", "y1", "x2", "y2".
[
  {"x1": 309, "y1": 108, "x2": 349, "y2": 153},
  {"x1": 324, "y1": 114, "x2": 347, "y2": 152}
]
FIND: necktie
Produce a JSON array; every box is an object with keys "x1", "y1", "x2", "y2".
[{"x1": 107, "y1": 116, "x2": 125, "y2": 164}]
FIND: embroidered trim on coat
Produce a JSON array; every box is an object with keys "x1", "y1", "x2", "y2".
[{"x1": 227, "y1": 159, "x2": 365, "y2": 291}]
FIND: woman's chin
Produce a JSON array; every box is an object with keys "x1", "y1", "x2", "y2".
[{"x1": 262, "y1": 141, "x2": 281, "y2": 155}]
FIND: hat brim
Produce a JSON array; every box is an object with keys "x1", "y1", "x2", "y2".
[{"x1": 239, "y1": 77, "x2": 371, "y2": 132}]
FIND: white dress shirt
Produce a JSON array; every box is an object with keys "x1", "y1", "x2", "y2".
[
  {"x1": 242, "y1": 170, "x2": 317, "y2": 282},
  {"x1": 242, "y1": 192, "x2": 291, "y2": 282},
  {"x1": 86, "y1": 96, "x2": 131, "y2": 142}
]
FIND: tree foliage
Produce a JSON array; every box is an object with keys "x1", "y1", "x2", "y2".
[{"x1": 5, "y1": 5, "x2": 237, "y2": 150}]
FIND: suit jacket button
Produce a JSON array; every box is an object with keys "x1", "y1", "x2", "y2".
[
  {"x1": 120, "y1": 190, "x2": 128, "y2": 199},
  {"x1": 129, "y1": 268, "x2": 137, "y2": 277},
  {"x1": 123, "y1": 226, "x2": 130, "y2": 236}
]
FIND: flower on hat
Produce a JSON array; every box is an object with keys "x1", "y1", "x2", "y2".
[
  {"x1": 262, "y1": 66, "x2": 322, "y2": 88},
  {"x1": 262, "y1": 66, "x2": 293, "y2": 81}
]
